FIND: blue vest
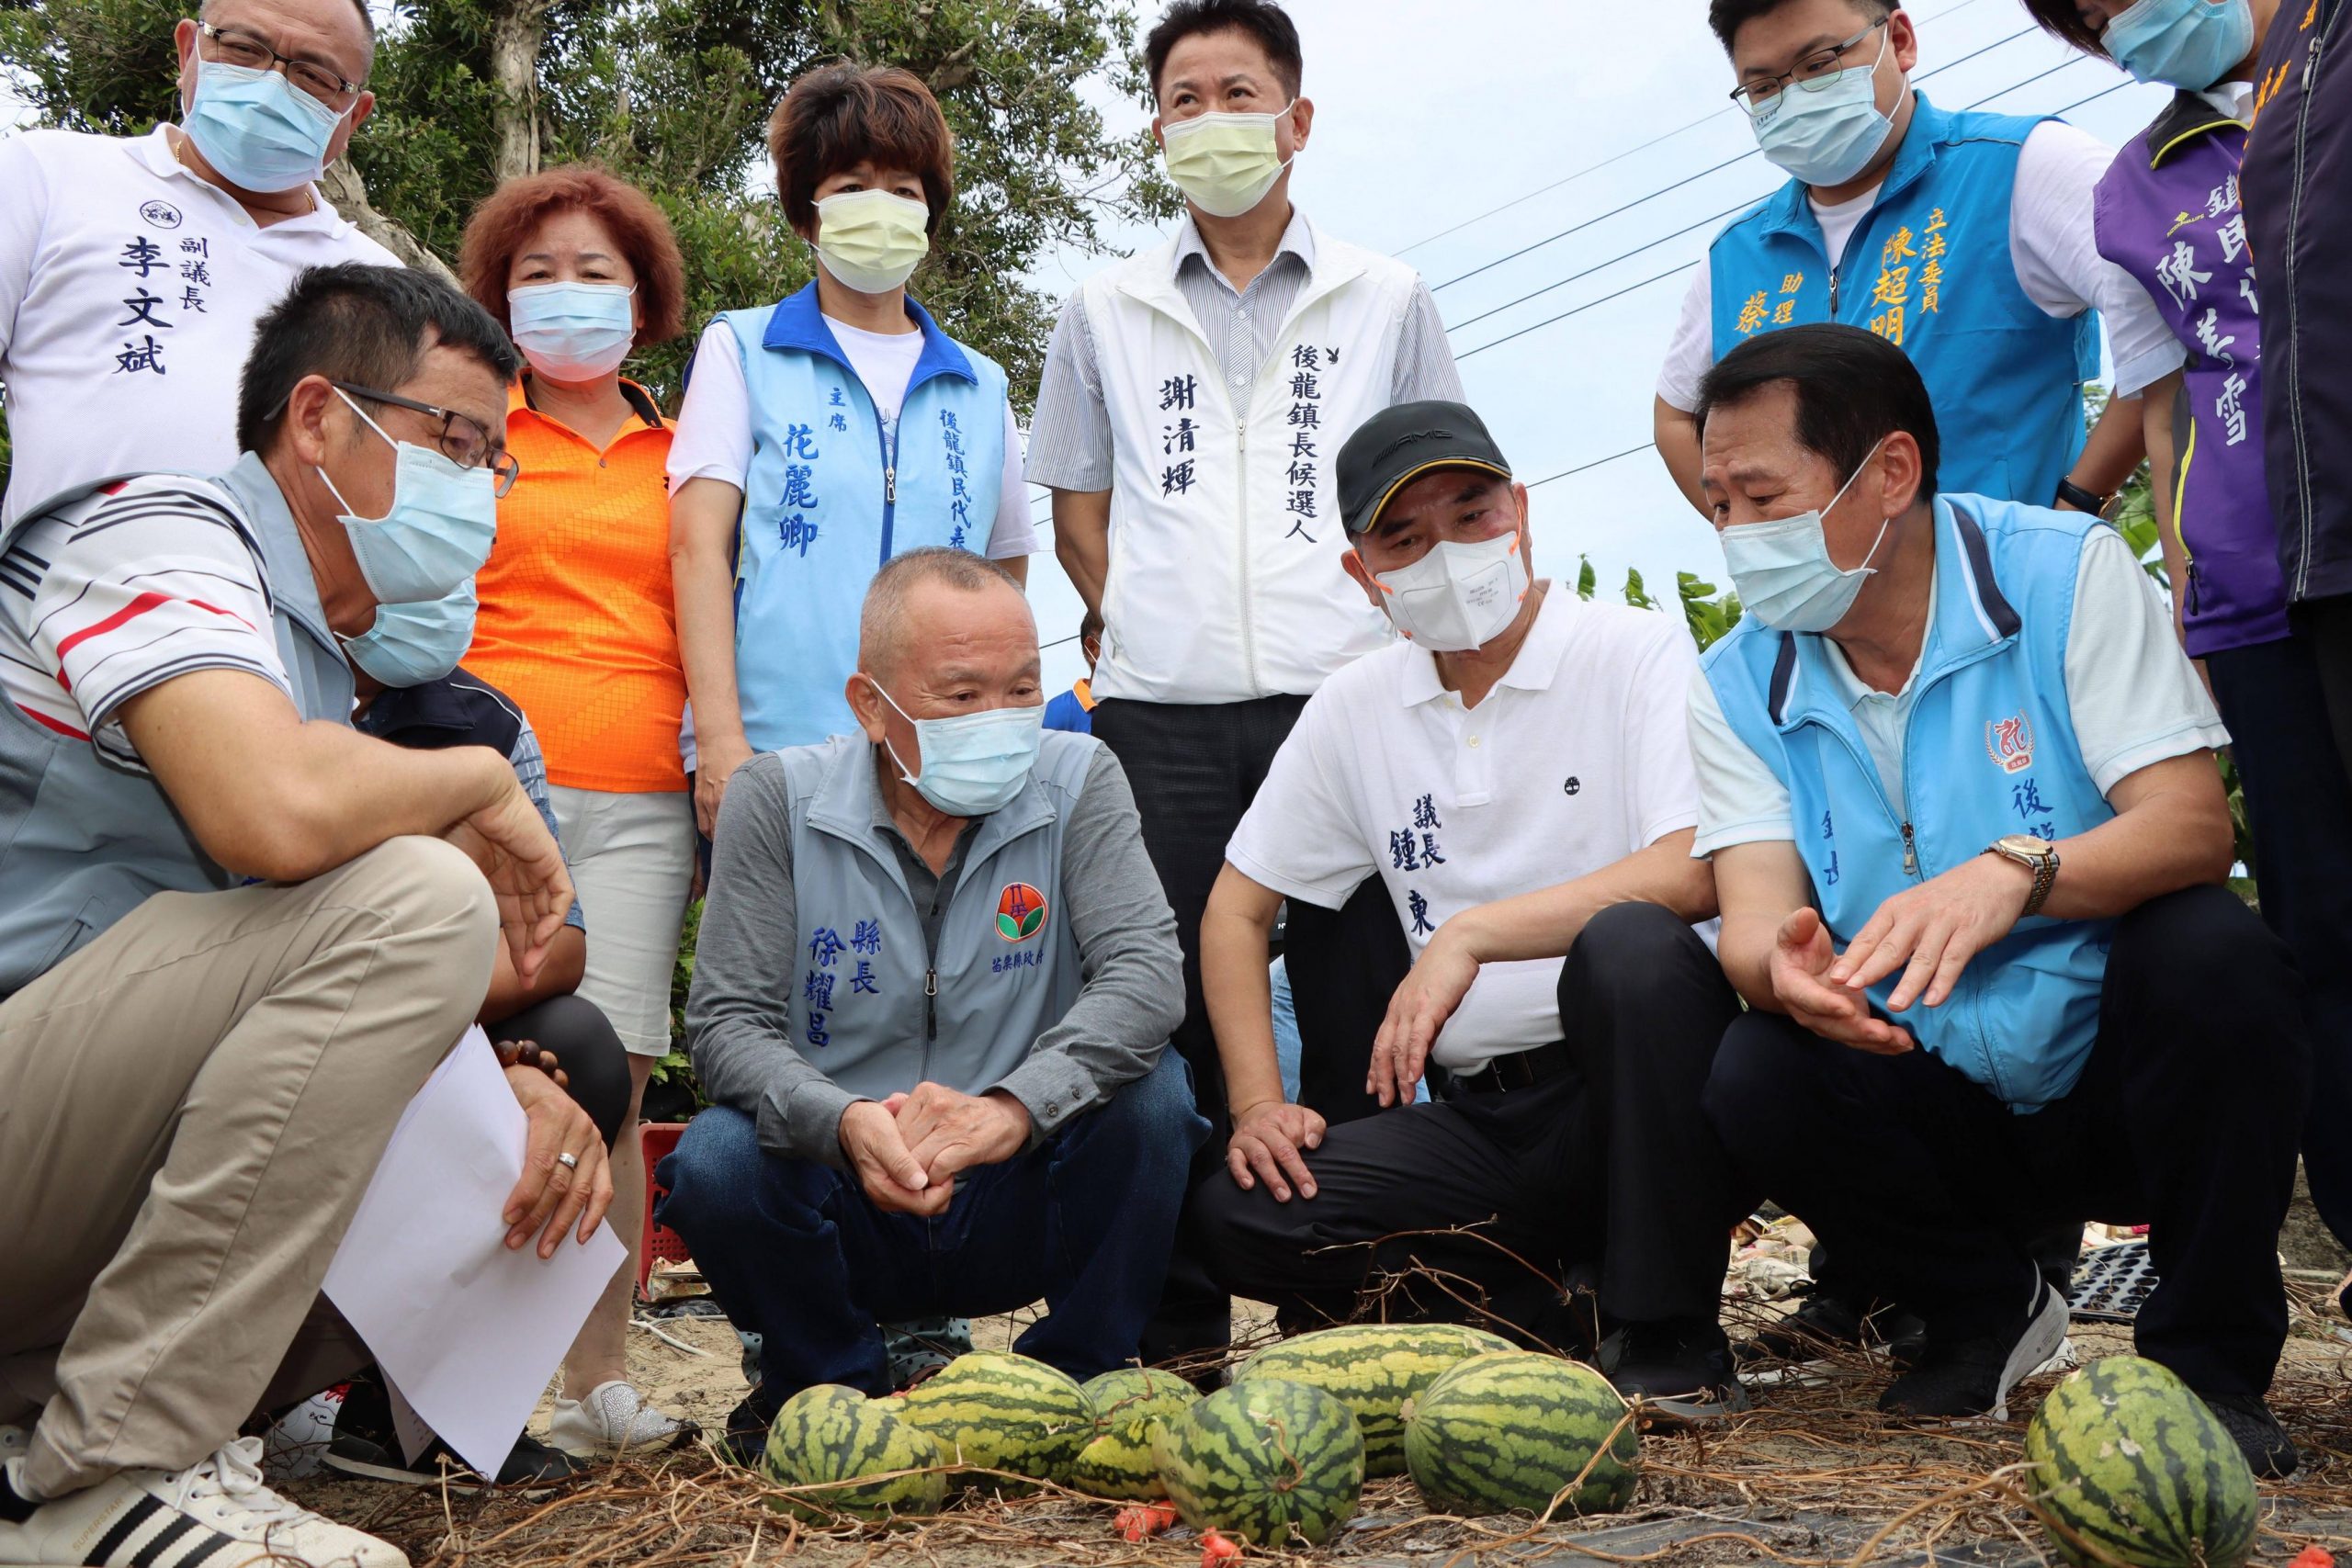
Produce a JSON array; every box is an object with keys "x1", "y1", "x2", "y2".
[
  {"x1": 1702, "y1": 495, "x2": 2118, "y2": 1111},
  {"x1": 771, "y1": 732, "x2": 1098, "y2": 1104},
  {"x1": 1710, "y1": 95, "x2": 2098, "y2": 506},
  {"x1": 0, "y1": 455, "x2": 352, "y2": 998},
  {"x1": 720, "y1": 285, "x2": 1011, "y2": 752}
]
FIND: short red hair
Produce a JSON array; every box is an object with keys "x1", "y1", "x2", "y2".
[
  {"x1": 458, "y1": 165, "x2": 688, "y2": 348},
  {"x1": 768, "y1": 63, "x2": 956, "y2": 239}
]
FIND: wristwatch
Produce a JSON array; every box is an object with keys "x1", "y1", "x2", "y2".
[
  {"x1": 1986, "y1": 834, "x2": 2060, "y2": 918},
  {"x1": 2053, "y1": 478, "x2": 2109, "y2": 514}
]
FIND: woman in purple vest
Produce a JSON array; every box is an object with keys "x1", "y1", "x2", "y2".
[{"x1": 2021, "y1": 0, "x2": 2352, "y2": 1273}]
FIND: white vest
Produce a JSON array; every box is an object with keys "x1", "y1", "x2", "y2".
[{"x1": 1081, "y1": 223, "x2": 1419, "y2": 704}]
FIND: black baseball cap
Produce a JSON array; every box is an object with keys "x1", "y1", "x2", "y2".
[{"x1": 1337, "y1": 400, "x2": 1514, "y2": 536}]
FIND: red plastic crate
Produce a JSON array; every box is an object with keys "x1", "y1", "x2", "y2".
[{"x1": 637, "y1": 1122, "x2": 692, "y2": 1296}]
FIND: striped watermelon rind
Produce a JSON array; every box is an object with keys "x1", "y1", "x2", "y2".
[
  {"x1": 1232, "y1": 1323, "x2": 1517, "y2": 1477},
  {"x1": 758, "y1": 1384, "x2": 946, "y2": 1526},
  {"x1": 2024, "y1": 1356, "x2": 2258, "y2": 1568},
  {"x1": 1404, "y1": 1351, "x2": 1640, "y2": 1518},
  {"x1": 1152, "y1": 1378, "x2": 1365, "y2": 1546},
  {"x1": 887, "y1": 1352, "x2": 1094, "y2": 1494},
  {"x1": 1070, "y1": 1370, "x2": 1203, "y2": 1500}
]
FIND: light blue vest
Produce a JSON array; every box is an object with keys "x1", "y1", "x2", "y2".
[
  {"x1": 1702, "y1": 495, "x2": 2117, "y2": 1111},
  {"x1": 1710, "y1": 96, "x2": 2098, "y2": 506},
  {"x1": 720, "y1": 285, "x2": 1011, "y2": 753},
  {"x1": 766, "y1": 731, "x2": 1099, "y2": 1103},
  {"x1": 0, "y1": 454, "x2": 353, "y2": 998}
]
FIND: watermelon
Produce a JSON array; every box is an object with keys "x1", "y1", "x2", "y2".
[
  {"x1": 1153, "y1": 1378, "x2": 1365, "y2": 1547},
  {"x1": 758, "y1": 1384, "x2": 944, "y2": 1525},
  {"x1": 886, "y1": 1352, "x2": 1094, "y2": 1493},
  {"x1": 1070, "y1": 1370, "x2": 1202, "y2": 1500},
  {"x1": 2024, "y1": 1356, "x2": 2259, "y2": 1568},
  {"x1": 1232, "y1": 1323, "x2": 1517, "y2": 1475},
  {"x1": 1405, "y1": 1351, "x2": 1640, "y2": 1518}
]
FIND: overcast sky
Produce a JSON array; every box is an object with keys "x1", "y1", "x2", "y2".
[{"x1": 1018, "y1": 0, "x2": 2171, "y2": 691}]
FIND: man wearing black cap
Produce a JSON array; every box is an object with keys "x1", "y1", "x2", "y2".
[{"x1": 1184, "y1": 401, "x2": 1752, "y2": 1414}]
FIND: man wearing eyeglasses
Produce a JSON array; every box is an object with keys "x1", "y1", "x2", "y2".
[
  {"x1": 0, "y1": 263, "x2": 597, "y2": 1568},
  {"x1": 1654, "y1": 1, "x2": 2181, "y2": 523},
  {"x1": 0, "y1": 0, "x2": 396, "y2": 525}
]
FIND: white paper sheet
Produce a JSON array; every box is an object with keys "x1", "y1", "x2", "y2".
[{"x1": 323, "y1": 1026, "x2": 624, "y2": 1477}]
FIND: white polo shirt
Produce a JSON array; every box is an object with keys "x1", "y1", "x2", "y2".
[
  {"x1": 1226, "y1": 585, "x2": 1704, "y2": 1069},
  {"x1": 0, "y1": 126, "x2": 398, "y2": 523}
]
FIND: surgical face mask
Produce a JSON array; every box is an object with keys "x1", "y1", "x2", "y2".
[
  {"x1": 315, "y1": 389, "x2": 500, "y2": 604},
  {"x1": 508, "y1": 282, "x2": 637, "y2": 382},
  {"x1": 1719, "y1": 443, "x2": 1892, "y2": 633},
  {"x1": 869, "y1": 679, "x2": 1046, "y2": 818},
  {"x1": 343, "y1": 577, "x2": 478, "y2": 687},
  {"x1": 1749, "y1": 30, "x2": 1898, "y2": 187},
  {"x1": 182, "y1": 61, "x2": 347, "y2": 193},
  {"x1": 1160, "y1": 102, "x2": 1295, "y2": 219},
  {"x1": 1371, "y1": 528, "x2": 1531, "y2": 652},
  {"x1": 812, "y1": 189, "x2": 932, "y2": 295},
  {"x1": 2103, "y1": 0, "x2": 2256, "y2": 89}
]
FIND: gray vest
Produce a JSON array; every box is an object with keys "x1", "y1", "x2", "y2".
[
  {"x1": 0, "y1": 454, "x2": 354, "y2": 998},
  {"x1": 778, "y1": 730, "x2": 1096, "y2": 1101}
]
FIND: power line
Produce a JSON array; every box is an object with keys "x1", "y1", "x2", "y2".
[
  {"x1": 1389, "y1": 0, "x2": 1995, "y2": 259},
  {"x1": 1426, "y1": 21, "x2": 2044, "y2": 296},
  {"x1": 1523, "y1": 443, "x2": 1658, "y2": 491}
]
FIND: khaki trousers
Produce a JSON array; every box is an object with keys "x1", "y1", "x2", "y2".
[{"x1": 0, "y1": 836, "x2": 494, "y2": 1498}]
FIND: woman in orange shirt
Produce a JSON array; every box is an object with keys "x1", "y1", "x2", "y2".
[{"x1": 459, "y1": 166, "x2": 693, "y2": 1458}]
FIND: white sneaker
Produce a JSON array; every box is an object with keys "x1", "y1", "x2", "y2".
[
  {"x1": 545, "y1": 1383, "x2": 693, "y2": 1460},
  {"x1": 260, "y1": 1391, "x2": 345, "y2": 1483},
  {"x1": 0, "y1": 1437, "x2": 405, "y2": 1568}
]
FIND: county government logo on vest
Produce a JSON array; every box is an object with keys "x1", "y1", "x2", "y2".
[{"x1": 996, "y1": 882, "x2": 1047, "y2": 942}]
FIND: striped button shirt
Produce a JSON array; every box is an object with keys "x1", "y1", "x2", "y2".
[{"x1": 1026, "y1": 209, "x2": 1462, "y2": 491}]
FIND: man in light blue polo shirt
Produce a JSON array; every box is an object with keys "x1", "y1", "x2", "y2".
[{"x1": 1689, "y1": 322, "x2": 2307, "y2": 1475}]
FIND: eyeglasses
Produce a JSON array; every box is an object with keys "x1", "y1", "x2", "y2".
[
  {"x1": 1729, "y1": 19, "x2": 1888, "y2": 116},
  {"x1": 332, "y1": 381, "x2": 522, "y2": 497},
  {"x1": 197, "y1": 21, "x2": 363, "y2": 111}
]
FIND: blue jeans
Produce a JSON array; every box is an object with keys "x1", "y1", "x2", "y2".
[{"x1": 656, "y1": 1051, "x2": 1208, "y2": 1397}]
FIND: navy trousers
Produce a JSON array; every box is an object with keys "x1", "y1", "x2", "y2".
[{"x1": 655, "y1": 1050, "x2": 1208, "y2": 1396}]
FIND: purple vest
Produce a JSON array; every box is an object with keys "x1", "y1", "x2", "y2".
[{"x1": 2095, "y1": 93, "x2": 2287, "y2": 656}]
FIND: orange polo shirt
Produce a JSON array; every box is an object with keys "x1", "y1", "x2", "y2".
[{"x1": 464, "y1": 379, "x2": 686, "y2": 793}]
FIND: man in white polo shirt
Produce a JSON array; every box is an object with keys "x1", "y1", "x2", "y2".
[
  {"x1": 0, "y1": 0, "x2": 394, "y2": 522},
  {"x1": 1028, "y1": 0, "x2": 1461, "y2": 1361},
  {"x1": 1184, "y1": 402, "x2": 1751, "y2": 1417}
]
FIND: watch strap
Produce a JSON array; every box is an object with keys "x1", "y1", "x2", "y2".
[{"x1": 2054, "y1": 478, "x2": 2109, "y2": 514}]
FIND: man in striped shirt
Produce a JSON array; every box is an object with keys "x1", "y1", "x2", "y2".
[{"x1": 0, "y1": 264, "x2": 608, "y2": 1568}]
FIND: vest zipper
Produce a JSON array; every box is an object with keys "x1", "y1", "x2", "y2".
[
  {"x1": 1900, "y1": 820, "x2": 1919, "y2": 877},
  {"x1": 1236, "y1": 413, "x2": 1260, "y2": 693},
  {"x1": 924, "y1": 964, "x2": 938, "y2": 1040},
  {"x1": 876, "y1": 412, "x2": 902, "y2": 566},
  {"x1": 2285, "y1": 25, "x2": 2329, "y2": 597}
]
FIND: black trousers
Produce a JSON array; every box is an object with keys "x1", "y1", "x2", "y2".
[
  {"x1": 1090, "y1": 694, "x2": 1403, "y2": 1357},
  {"x1": 2212, "y1": 630, "x2": 2352, "y2": 1249},
  {"x1": 1703, "y1": 886, "x2": 2310, "y2": 1397},
  {"x1": 1187, "y1": 904, "x2": 1748, "y2": 1340},
  {"x1": 487, "y1": 992, "x2": 634, "y2": 1151},
  {"x1": 2295, "y1": 593, "x2": 2352, "y2": 784}
]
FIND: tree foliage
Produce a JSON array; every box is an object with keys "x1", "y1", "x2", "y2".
[{"x1": 0, "y1": 0, "x2": 1179, "y2": 412}]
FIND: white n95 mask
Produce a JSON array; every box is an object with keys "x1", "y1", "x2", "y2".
[{"x1": 1372, "y1": 530, "x2": 1529, "y2": 651}]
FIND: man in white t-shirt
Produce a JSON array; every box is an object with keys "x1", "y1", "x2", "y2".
[
  {"x1": 0, "y1": 0, "x2": 400, "y2": 523},
  {"x1": 1184, "y1": 402, "x2": 1750, "y2": 1417},
  {"x1": 1655, "y1": 0, "x2": 2183, "y2": 521},
  {"x1": 1689, "y1": 323, "x2": 2306, "y2": 1472}
]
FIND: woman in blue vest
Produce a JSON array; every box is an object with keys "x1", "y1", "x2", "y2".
[
  {"x1": 2018, "y1": 0, "x2": 2352, "y2": 1273},
  {"x1": 669, "y1": 62, "x2": 1036, "y2": 842}
]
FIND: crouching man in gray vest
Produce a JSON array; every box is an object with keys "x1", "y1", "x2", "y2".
[
  {"x1": 659, "y1": 547, "x2": 1204, "y2": 1460},
  {"x1": 0, "y1": 264, "x2": 608, "y2": 1568}
]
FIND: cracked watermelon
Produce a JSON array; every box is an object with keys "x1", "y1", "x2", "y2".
[
  {"x1": 759, "y1": 1384, "x2": 944, "y2": 1525},
  {"x1": 2025, "y1": 1356, "x2": 2258, "y2": 1568},
  {"x1": 1232, "y1": 1323, "x2": 1517, "y2": 1475},
  {"x1": 1404, "y1": 1351, "x2": 1639, "y2": 1518},
  {"x1": 1070, "y1": 1369, "x2": 1200, "y2": 1500},
  {"x1": 1152, "y1": 1378, "x2": 1365, "y2": 1547}
]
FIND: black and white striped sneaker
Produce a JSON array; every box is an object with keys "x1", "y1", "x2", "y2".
[{"x1": 0, "y1": 1436, "x2": 404, "y2": 1568}]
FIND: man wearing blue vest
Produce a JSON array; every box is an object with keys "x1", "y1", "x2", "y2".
[
  {"x1": 1690, "y1": 323, "x2": 2309, "y2": 1475},
  {"x1": 0, "y1": 265, "x2": 608, "y2": 1568},
  {"x1": 656, "y1": 548, "x2": 1204, "y2": 1461},
  {"x1": 1655, "y1": 0, "x2": 2180, "y2": 518}
]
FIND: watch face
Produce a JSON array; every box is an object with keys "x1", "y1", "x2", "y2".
[{"x1": 1998, "y1": 834, "x2": 2052, "y2": 856}]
